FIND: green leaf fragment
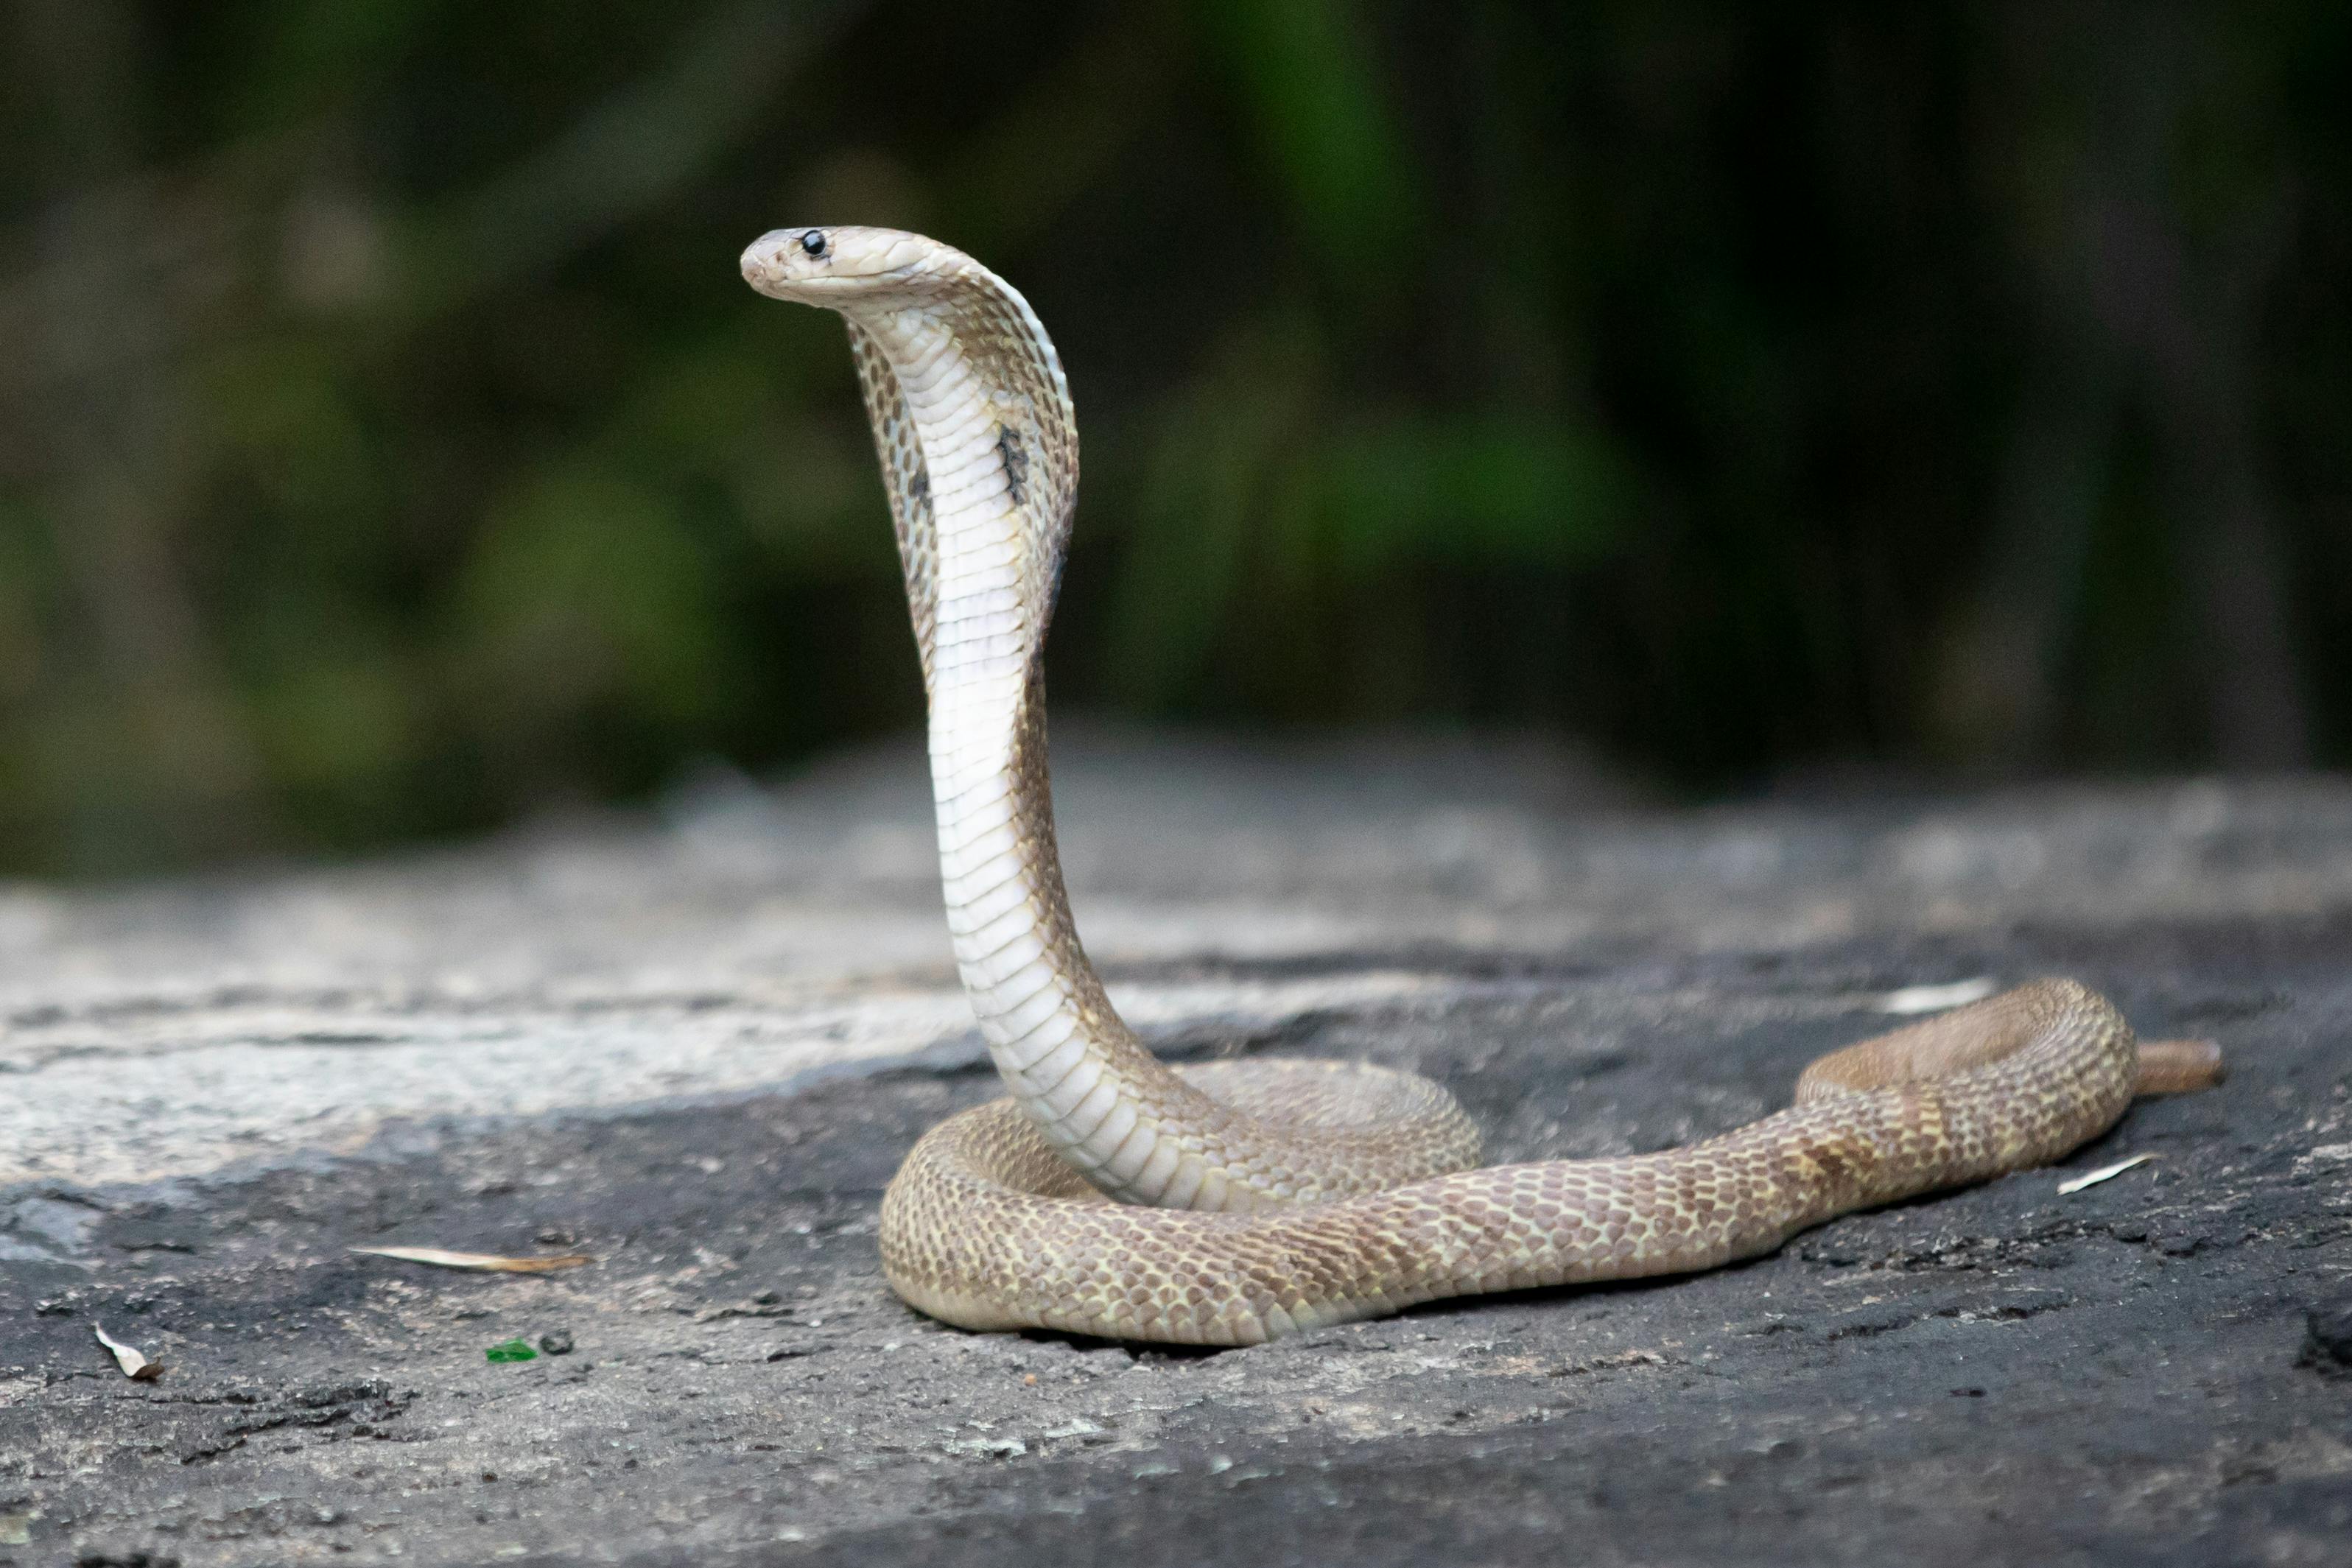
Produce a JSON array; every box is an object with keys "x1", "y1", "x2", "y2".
[{"x1": 485, "y1": 1338, "x2": 538, "y2": 1363}]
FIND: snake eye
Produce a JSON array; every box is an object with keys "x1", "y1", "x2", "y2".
[{"x1": 800, "y1": 230, "x2": 827, "y2": 258}]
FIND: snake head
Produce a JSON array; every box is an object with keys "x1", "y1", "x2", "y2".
[{"x1": 740, "y1": 225, "x2": 938, "y2": 305}]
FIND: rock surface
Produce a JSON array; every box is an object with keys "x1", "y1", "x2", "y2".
[{"x1": 4, "y1": 730, "x2": 2351, "y2": 1566}]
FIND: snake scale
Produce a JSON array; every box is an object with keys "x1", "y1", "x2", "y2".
[{"x1": 740, "y1": 225, "x2": 2223, "y2": 1346}]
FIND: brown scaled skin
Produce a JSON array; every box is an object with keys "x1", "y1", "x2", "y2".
[{"x1": 878, "y1": 980, "x2": 2223, "y2": 1345}]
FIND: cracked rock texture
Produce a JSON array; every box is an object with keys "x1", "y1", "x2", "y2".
[{"x1": 4, "y1": 730, "x2": 2352, "y2": 1566}]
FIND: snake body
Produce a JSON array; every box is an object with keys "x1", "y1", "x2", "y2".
[{"x1": 740, "y1": 226, "x2": 2221, "y2": 1346}]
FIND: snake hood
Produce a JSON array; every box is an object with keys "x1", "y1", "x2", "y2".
[{"x1": 742, "y1": 223, "x2": 1080, "y2": 689}]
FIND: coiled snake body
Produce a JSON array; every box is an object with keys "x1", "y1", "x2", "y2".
[{"x1": 740, "y1": 226, "x2": 2222, "y2": 1346}]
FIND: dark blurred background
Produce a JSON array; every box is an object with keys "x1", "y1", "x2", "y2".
[{"x1": 2, "y1": 0, "x2": 2346, "y2": 877}]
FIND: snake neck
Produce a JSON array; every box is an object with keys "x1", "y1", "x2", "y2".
[
  {"x1": 834, "y1": 275, "x2": 1231, "y2": 1206},
  {"x1": 833, "y1": 250, "x2": 1475, "y2": 1212}
]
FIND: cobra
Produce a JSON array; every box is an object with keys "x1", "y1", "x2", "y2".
[{"x1": 740, "y1": 225, "x2": 2223, "y2": 1346}]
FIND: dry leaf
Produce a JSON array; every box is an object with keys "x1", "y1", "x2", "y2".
[
  {"x1": 94, "y1": 1323, "x2": 163, "y2": 1381},
  {"x1": 350, "y1": 1246, "x2": 593, "y2": 1273},
  {"x1": 2057, "y1": 1153, "x2": 2155, "y2": 1195},
  {"x1": 1878, "y1": 977, "x2": 1998, "y2": 1015}
]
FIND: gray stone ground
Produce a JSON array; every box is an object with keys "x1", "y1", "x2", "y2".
[{"x1": 4, "y1": 728, "x2": 2352, "y2": 1566}]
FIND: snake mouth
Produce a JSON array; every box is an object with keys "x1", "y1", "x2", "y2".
[{"x1": 742, "y1": 270, "x2": 928, "y2": 308}]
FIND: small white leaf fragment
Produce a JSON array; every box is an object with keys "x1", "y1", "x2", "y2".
[
  {"x1": 94, "y1": 1323, "x2": 163, "y2": 1381},
  {"x1": 1879, "y1": 977, "x2": 1999, "y2": 1015},
  {"x1": 350, "y1": 1247, "x2": 594, "y2": 1274},
  {"x1": 2058, "y1": 1153, "x2": 2155, "y2": 1195}
]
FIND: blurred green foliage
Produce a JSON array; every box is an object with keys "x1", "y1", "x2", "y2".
[{"x1": 1, "y1": 0, "x2": 2347, "y2": 875}]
